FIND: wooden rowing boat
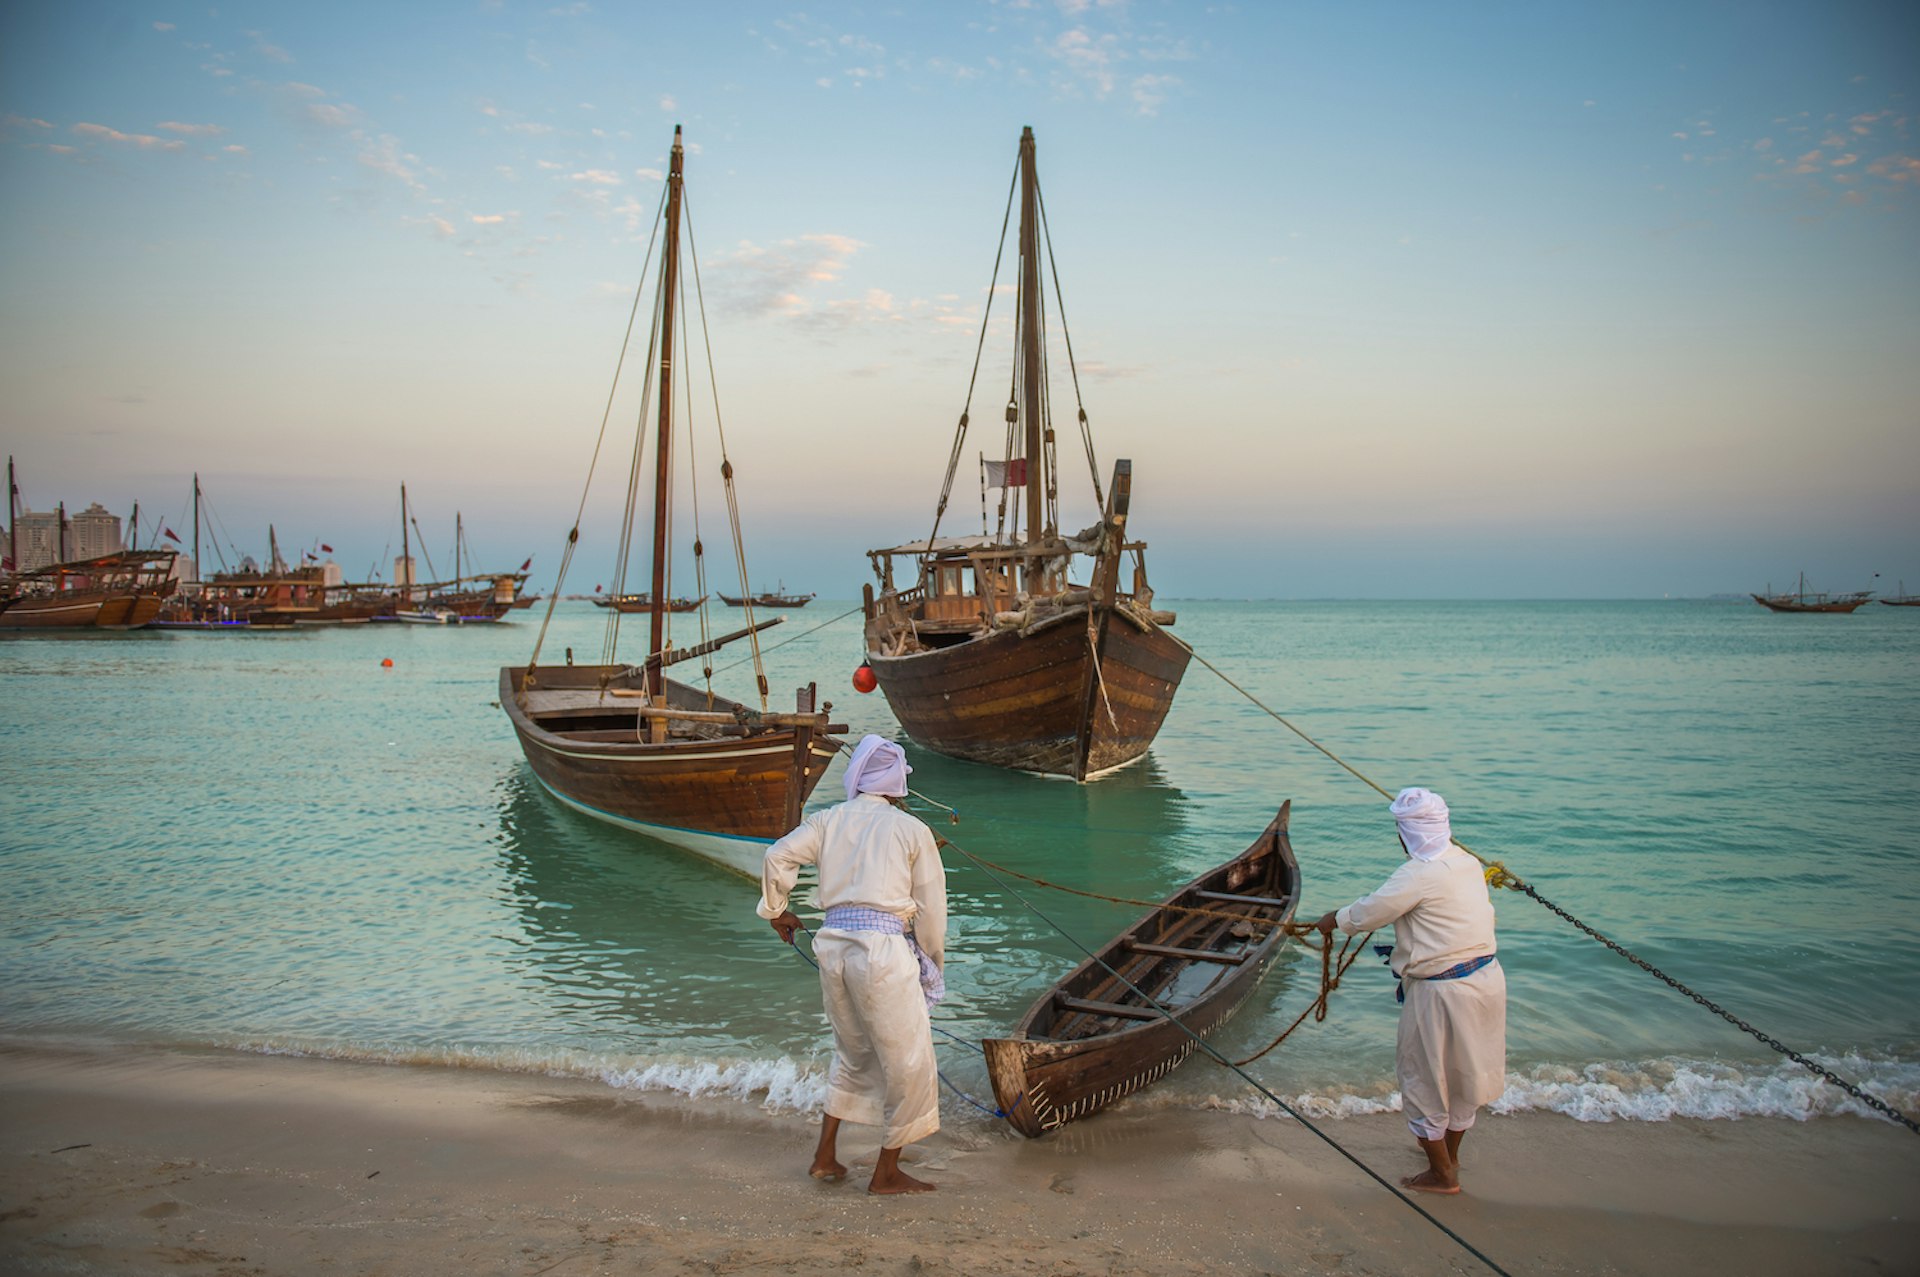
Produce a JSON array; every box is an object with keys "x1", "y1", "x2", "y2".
[{"x1": 981, "y1": 802, "x2": 1299, "y2": 1136}]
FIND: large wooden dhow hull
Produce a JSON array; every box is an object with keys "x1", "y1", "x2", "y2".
[
  {"x1": 867, "y1": 604, "x2": 1189, "y2": 780},
  {"x1": 500, "y1": 664, "x2": 840, "y2": 878},
  {"x1": 0, "y1": 590, "x2": 164, "y2": 629},
  {"x1": 982, "y1": 803, "x2": 1299, "y2": 1137}
]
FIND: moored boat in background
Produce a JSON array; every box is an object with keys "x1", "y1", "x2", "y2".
[
  {"x1": 860, "y1": 127, "x2": 1188, "y2": 782},
  {"x1": 1751, "y1": 572, "x2": 1873, "y2": 613},
  {"x1": 718, "y1": 584, "x2": 815, "y2": 608}
]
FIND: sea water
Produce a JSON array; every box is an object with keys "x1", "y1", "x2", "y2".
[{"x1": 2, "y1": 599, "x2": 1916, "y2": 1130}]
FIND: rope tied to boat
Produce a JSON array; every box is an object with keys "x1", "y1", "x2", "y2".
[
  {"x1": 1182, "y1": 646, "x2": 1920, "y2": 1137},
  {"x1": 1229, "y1": 927, "x2": 1377, "y2": 1067}
]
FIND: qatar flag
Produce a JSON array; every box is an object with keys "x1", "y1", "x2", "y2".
[
  {"x1": 520, "y1": 557, "x2": 532, "y2": 571},
  {"x1": 321, "y1": 543, "x2": 334, "y2": 553},
  {"x1": 162, "y1": 526, "x2": 183, "y2": 544}
]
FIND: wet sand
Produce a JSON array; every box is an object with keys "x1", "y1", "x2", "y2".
[{"x1": 2, "y1": 1040, "x2": 1916, "y2": 1276}]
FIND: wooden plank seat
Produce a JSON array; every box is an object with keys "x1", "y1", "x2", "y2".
[
  {"x1": 1055, "y1": 995, "x2": 1167, "y2": 1022},
  {"x1": 1193, "y1": 889, "x2": 1290, "y2": 908},
  {"x1": 1123, "y1": 939, "x2": 1249, "y2": 965}
]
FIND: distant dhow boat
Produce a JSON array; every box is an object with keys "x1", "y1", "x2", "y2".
[
  {"x1": 859, "y1": 127, "x2": 1189, "y2": 782},
  {"x1": 500, "y1": 127, "x2": 843, "y2": 876},
  {"x1": 1751, "y1": 572, "x2": 1873, "y2": 613},
  {"x1": 1879, "y1": 581, "x2": 1920, "y2": 608}
]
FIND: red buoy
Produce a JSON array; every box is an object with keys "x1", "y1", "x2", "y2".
[
  {"x1": 852, "y1": 662, "x2": 877, "y2": 694},
  {"x1": 381, "y1": 658, "x2": 394, "y2": 668}
]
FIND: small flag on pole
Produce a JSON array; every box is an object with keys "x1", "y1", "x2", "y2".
[
  {"x1": 321, "y1": 543, "x2": 334, "y2": 553},
  {"x1": 520, "y1": 557, "x2": 533, "y2": 571},
  {"x1": 162, "y1": 526, "x2": 183, "y2": 544},
  {"x1": 983, "y1": 458, "x2": 1029, "y2": 488}
]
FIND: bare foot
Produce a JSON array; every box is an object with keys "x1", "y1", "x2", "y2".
[
  {"x1": 808, "y1": 1159, "x2": 847, "y2": 1182},
  {"x1": 1400, "y1": 1169, "x2": 1461, "y2": 1195},
  {"x1": 868, "y1": 1167, "x2": 936, "y2": 1195}
]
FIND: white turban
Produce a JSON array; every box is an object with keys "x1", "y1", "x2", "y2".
[
  {"x1": 1390, "y1": 787, "x2": 1453, "y2": 861},
  {"x1": 843, "y1": 734, "x2": 911, "y2": 802}
]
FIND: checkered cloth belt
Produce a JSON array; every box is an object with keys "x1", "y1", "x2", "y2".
[{"x1": 821, "y1": 906, "x2": 905, "y2": 935}]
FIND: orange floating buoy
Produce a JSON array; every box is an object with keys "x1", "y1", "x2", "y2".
[
  {"x1": 852, "y1": 662, "x2": 877, "y2": 694},
  {"x1": 382, "y1": 658, "x2": 394, "y2": 668}
]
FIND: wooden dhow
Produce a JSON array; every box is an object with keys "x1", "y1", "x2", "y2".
[
  {"x1": 1751, "y1": 572, "x2": 1873, "y2": 613},
  {"x1": 861, "y1": 127, "x2": 1188, "y2": 781},
  {"x1": 718, "y1": 584, "x2": 814, "y2": 608},
  {"x1": 982, "y1": 803, "x2": 1300, "y2": 1136},
  {"x1": 501, "y1": 127, "x2": 843, "y2": 876},
  {"x1": 2, "y1": 461, "x2": 177, "y2": 629}
]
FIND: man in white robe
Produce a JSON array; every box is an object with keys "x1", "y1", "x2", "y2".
[
  {"x1": 1315, "y1": 787, "x2": 1505, "y2": 1195},
  {"x1": 759, "y1": 735, "x2": 947, "y2": 1195}
]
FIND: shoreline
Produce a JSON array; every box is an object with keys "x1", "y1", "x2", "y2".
[{"x1": 3, "y1": 1041, "x2": 1916, "y2": 1275}]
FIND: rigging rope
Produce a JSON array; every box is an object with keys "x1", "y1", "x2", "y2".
[
  {"x1": 683, "y1": 194, "x2": 771, "y2": 708},
  {"x1": 922, "y1": 156, "x2": 1021, "y2": 556},
  {"x1": 1034, "y1": 179, "x2": 1103, "y2": 511},
  {"x1": 527, "y1": 181, "x2": 669, "y2": 672},
  {"x1": 1181, "y1": 646, "x2": 1920, "y2": 1136}
]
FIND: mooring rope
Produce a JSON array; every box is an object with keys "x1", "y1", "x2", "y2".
[
  {"x1": 708, "y1": 603, "x2": 863, "y2": 676},
  {"x1": 941, "y1": 831, "x2": 1514, "y2": 1277},
  {"x1": 1183, "y1": 647, "x2": 1920, "y2": 1136}
]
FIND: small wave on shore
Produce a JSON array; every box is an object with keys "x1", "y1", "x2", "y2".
[{"x1": 1203, "y1": 1050, "x2": 1920, "y2": 1125}]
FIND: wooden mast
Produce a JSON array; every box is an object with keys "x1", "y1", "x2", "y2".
[
  {"x1": 7, "y1": 457, "x2": 16, "y2": 575},
  {"x1": 646, "y1": 125, "x2": 686, "y2": 700},
  {"x1": 399, "y1": 483, "x2": 412, "y2": 605},
  {"x1": 1017, "y1": 125, "x2": 1045, "y2": 587},
  {"x1": 191, "y1": 474, "x2": 201, "y2": 586}
]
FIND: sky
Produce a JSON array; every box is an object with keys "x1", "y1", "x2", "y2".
[{"x1": 2, "y1": 1, "x2": 1916, "y2": 599}]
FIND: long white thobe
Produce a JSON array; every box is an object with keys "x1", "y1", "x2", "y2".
[
  {"x1": 1336, "y1": 848, "x2": 1506, "y2": 1140},
  {"x1": 758, "y1": 792, "x2": 947, "y2": 1148}
]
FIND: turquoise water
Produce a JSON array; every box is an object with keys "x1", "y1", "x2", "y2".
[{"x1": 2, "y1": 600, "x2": 1916, "y2": 1128}]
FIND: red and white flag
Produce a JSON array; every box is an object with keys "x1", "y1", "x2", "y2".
[{"x1": 983, "y1": 457, "x2": 1029, "y2": 488}]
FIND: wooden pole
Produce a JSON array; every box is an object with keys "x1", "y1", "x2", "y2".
[
  {"x1": 648, "y1": 126, "x2": 686, "y2": 702},
  {"x1": 1018, "y1": 126, "x2": 1044, "y2": 586}
]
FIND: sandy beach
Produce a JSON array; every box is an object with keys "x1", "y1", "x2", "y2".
[{"x1": 0, "y1": 1041, "x2": 1914, "y2": 1276}]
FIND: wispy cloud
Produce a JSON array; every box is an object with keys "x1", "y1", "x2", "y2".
[
  {"x1": 71, "y1": 122, "x2": 187, "y2": 151},
  {"x1": 246, "y1": 30, "x2": 292, "y2": 63},
  {"x1": 570, "y1": 169, "x2": 622, "y2": 185},
  {"x1": 157, "y1": 121, "x2": 226, "y2": 137},
  {"x1": 709, "y1": 233, "x2": 873, "y2": 321}
]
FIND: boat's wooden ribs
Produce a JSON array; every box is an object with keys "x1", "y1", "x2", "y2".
[
  {"x1": 1123, "y1": 939, "x2": 1249, "y2": 964},
  {"x1": 1194, "y1": 889, "x2": 1290, "y2": 908},
  {"x1": 1054, "y1": 995, "x2": 1166, "y2": 1022}
]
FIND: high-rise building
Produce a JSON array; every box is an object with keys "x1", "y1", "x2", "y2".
[
  {"x1": 69, "y1": 503, "x2": 123, "y2": 560},
  {"x1": 6, "y1": 503, "x2": 126, "y2": 571},
  {"x1": 11, "y1": 509, "x2": 61, "y2": 571}
]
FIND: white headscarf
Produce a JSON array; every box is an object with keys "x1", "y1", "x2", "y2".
[
  {"x1": 843, "y1": 734, "x2": 911, "y2": 802},
  {"x1": 1390, "y1": 787, "x2": 1453, "y2": 861}
]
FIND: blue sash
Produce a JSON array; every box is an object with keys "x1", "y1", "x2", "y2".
[{"x1": 1375, "y1": 946, "x2": 1496, "y2": 1004}]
